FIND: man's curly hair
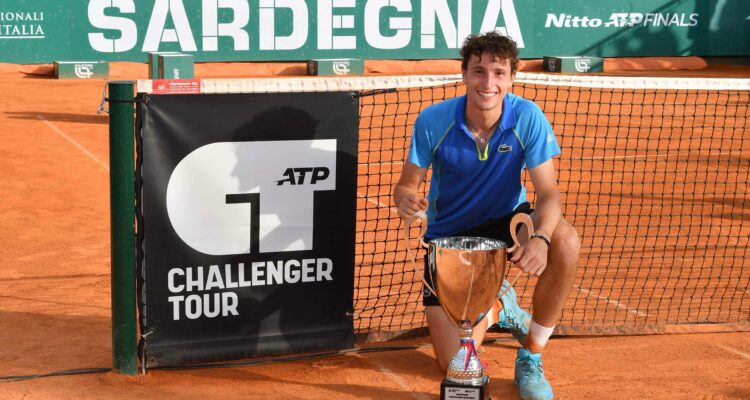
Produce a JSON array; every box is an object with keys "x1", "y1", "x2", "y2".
[{"x1": 460, "y1": 32, "x2": 519, "y2": 74}]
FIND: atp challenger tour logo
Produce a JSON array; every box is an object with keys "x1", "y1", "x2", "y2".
[
  {"x1": 164, "y1": 139, "x2": 337, "y2": 321},
  {"x1": 166, "y1": 139, "x2": 336, "y2": 255}
]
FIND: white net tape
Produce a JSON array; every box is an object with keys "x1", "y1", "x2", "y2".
[{"x1": 136, "y1": 72, "x2": 750, "y2": 94}]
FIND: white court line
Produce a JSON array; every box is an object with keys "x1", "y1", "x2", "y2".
[
  {"x1": 36, "y1": 115, "x2": 109, "y2": 171},
  {"x1": 357, "y1": 192, "x2": 399, "y2": 215},
  {"x1": 575, "y1": 285, "x2": 649, "y2": 317},
  {"x1": 355, "y1": 354, "x2": 431, "y2": 400},
  {"x1": 579, "y1": 150, "x2": 749, "y2": 162},
  {"x1": 716, "y1": 344, "x2": 750, "y2": 361}
]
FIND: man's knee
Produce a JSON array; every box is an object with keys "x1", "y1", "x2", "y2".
[
  {"x1": 552, "y1": 220, "x2": 580, "y2": 269},
  {"x1": 425, "y1": 306, "x2": 459, "y2": 373}
]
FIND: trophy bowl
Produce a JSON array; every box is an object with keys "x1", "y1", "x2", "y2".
[{"x1": 428, "y1": 236, "x2": 507, "y2": 329}]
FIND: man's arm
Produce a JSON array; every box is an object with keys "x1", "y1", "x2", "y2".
[
  {"x1": 393, "y1": 161, "x2": 429, "y2": 219},
  {"x1": 528, "y1": 159, "x2": 562, "y2": 238},
  {"x1": 510, "y1": 159, "x2": 562, "y2": 276}
]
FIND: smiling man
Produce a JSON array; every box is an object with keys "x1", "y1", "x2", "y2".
[{"x1": 393, "y1": 32, "x2": 580, "y2": 400}]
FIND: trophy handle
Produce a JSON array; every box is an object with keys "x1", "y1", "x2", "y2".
[
  {"x1": 404, "y1": 210, "x2": 428, "y2": 264},
  {"x1": 421, "y1": 276, "x2": 439, "y2": 301},
  {"x1": 414, "y1": 210, "x2": 429, "y2": 249},
  {"x1": 498, "y1": 213, "x2": 535, "y2": 298},
  {"x1": 508, "y1": 213, "x2": 534, "y2": 253},
  {"x1": 405, "y1": 210, "x2": 437, "y2": 297}
]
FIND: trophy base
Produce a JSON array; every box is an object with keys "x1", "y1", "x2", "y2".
[{"x1": 440, "y1": 376, "x2": 490, "y2": 400}]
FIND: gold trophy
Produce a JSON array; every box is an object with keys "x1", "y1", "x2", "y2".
[{"x1": 409, "y1": 213, "x2": 533, "y2": 400}]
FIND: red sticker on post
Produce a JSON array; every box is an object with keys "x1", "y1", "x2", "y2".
[{"x1": 151, "y1": 79, "x2": 201, "y2": 94}]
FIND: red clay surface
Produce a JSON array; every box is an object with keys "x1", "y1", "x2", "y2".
[{"x1": 1, "y1": 59, "x2": 749, "y2": 399}]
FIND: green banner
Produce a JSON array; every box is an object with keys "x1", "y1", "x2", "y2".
[
  {"x1": 2, "y1": 1, "x2": 748, "y2": 64},
  {"x1": 0, "y1": 2, "x2": 72, "y2": 62}
]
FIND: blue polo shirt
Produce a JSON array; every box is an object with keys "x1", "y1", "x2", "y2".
[{"x1": 408, "y1": 93, "x2": 560, "y2": 238}]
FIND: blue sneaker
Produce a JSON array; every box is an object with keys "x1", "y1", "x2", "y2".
[
  {"x1": 496, "y1": 281, "x2": 531, "y2": 345},
  {"x1": 514, "y1": 347, "x2": 554, "y2": 400}
]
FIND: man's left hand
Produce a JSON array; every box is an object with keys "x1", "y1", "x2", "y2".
[{"x1": 510, "y1": 237, "x2": 549, "y2": 276}]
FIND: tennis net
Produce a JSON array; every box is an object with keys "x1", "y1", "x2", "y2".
[
  {"x1": 136, "y1": 73, "x2": 750, "y2": 339},
  {"x1": 354, "y1": 72, "x2": 750, "y2": 339}
]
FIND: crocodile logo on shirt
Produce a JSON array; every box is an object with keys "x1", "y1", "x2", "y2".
[{"x1": 498, "y1": 144, "x2": 513, "y2": 153}]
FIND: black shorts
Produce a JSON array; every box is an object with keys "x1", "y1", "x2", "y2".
[{"x1": 422, "y1": 202, "x2": 533, "y2": 307}]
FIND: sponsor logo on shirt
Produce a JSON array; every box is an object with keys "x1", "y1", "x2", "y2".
[{"x1": 498, "y1": 144, "x2": 513, "y2": 153}]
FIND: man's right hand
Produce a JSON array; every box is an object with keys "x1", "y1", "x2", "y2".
[{"x1": 397, "y1": 194, "x2": 428, "y2": 220}]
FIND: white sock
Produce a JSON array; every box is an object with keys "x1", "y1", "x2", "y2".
[{"x1": 526, "y1": 320, "x2": 555, "y2": 350}]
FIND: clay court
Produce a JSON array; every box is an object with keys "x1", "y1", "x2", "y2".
[{"x1": 1, "y1": 59, "x2": 750, "y2": 399}]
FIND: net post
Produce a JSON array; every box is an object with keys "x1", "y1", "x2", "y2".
[{"x1": 108, "y1": 80, "x2": 137, "y2": 375}]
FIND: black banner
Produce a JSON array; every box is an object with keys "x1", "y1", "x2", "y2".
[{"x1": 136, "y1": 92, "x2": 358, "y2": 366}]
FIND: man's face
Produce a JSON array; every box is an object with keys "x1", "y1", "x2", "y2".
[{"x1": 462, "y1": 53, "x2": 515, "y2": 113}]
